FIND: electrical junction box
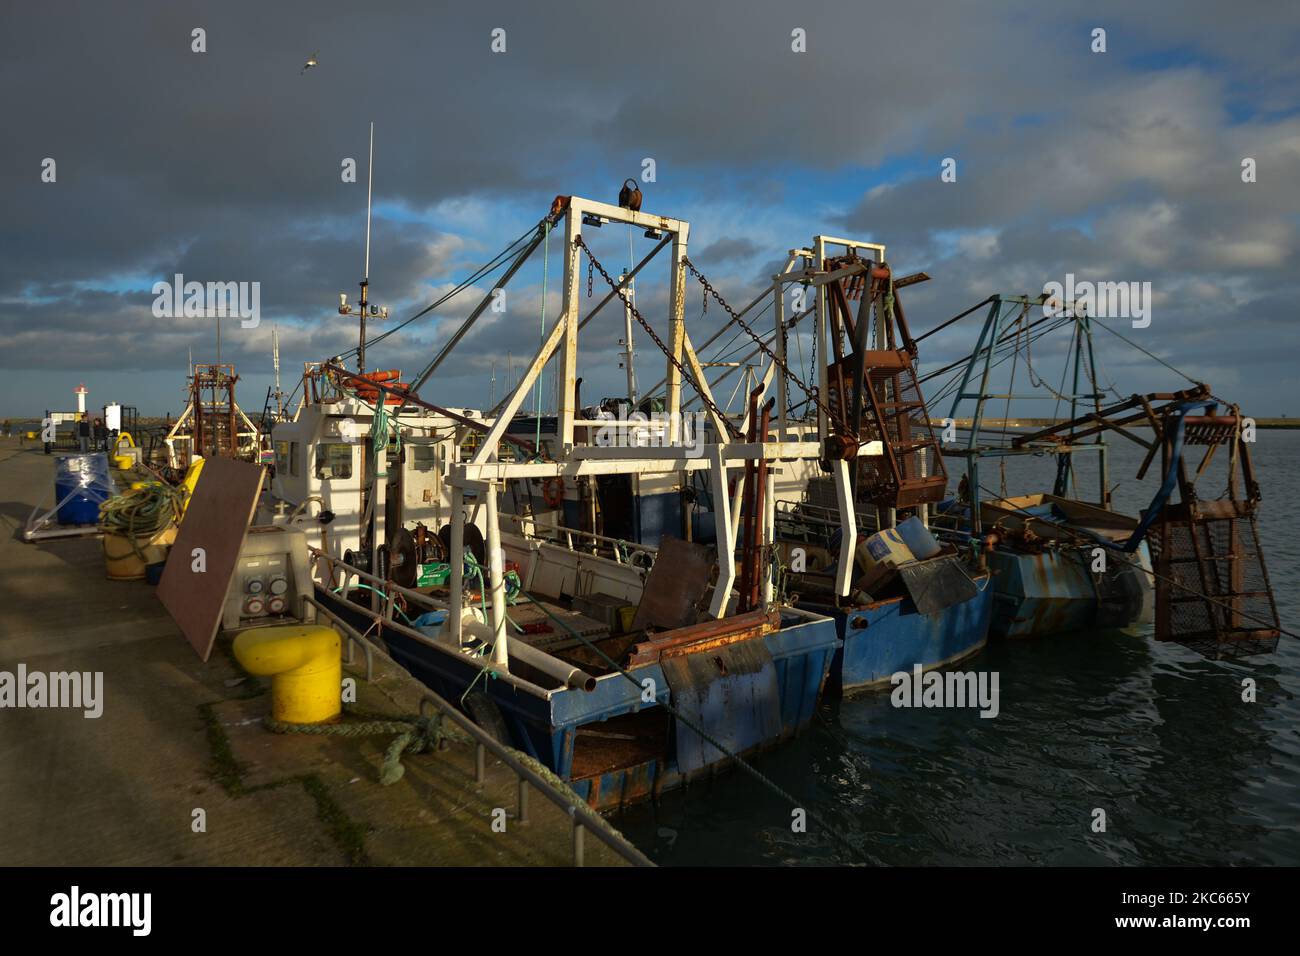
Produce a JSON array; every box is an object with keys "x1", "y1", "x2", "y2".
[{"x1": 222, "y1": 526, "x2": 316, "y2": 631}]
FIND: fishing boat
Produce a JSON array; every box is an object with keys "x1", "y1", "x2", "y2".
[
  {"x1": 264, "y1": 191, "x2": 849, "y2": 808},
  {"x1": 767, "y1": 236, "x2": 994, "y2": 690},
  {"x1": 923, "y1": 293, "x2": 1280, "y2": 659},
  {"x1": 564, "y1": 231, "x2": 996, "y2": 693},
  {"x1": 940, "y1": 492, "x2": 1154, "y2": 637},
  {"x1": 927, "y1": 293, "x2": 1157, "y2": 638}
]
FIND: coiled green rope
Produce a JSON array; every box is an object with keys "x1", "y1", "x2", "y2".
[{"x1": 99, "y1": 482, "x2": 188, "y2": 561}]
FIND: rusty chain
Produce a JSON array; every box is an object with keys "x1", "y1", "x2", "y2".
[
  {"x1": 682, "y1": 256, "x2": 842, "y2": 429},
  {"x1": 576, "y1": 237, "x2": 739, "y2": 438},
  {"x1": 574, "y1": 236, "x2": 742, "y2": 439}
]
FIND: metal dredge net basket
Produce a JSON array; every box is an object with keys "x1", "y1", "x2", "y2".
[{"x1": 1152, "y1": 511, "x2": 1280, "y2": 660}]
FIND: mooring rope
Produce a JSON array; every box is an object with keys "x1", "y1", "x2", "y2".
[
  {"x1": 98, "y1": 482, "x2": 188, "y2": 561},
  {"x1": 264, "y1": 705, "x2": 468, "y2": 786}
]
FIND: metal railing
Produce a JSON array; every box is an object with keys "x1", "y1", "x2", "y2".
[
  {"x1": 499, "y1": 511, "x2": 657, "y2": 566},
  {"x1": 417, "y1": 687, "x2": 654, "y2": 868},
  {"x1": 305, "y1": 547, "x2": 653, "y2": 867}
]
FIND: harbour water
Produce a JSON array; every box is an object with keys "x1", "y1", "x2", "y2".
[{"x1": 616, "y1": 429, "x2": 1300, "y2": 865}]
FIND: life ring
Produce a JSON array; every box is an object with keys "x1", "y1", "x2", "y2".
[{"x1": 542, "y1": 476, "x2": 565, "y2": 509}]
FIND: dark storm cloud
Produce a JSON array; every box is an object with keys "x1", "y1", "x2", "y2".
[
  {"x1": 1, "y1": 0, "x2": 1298, "y2": 414},
  {"x1": 697, "y1": 237, "x2": 762, "y2": 264}
]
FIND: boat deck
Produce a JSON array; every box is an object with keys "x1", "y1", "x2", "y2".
[{"x1": 0, "y1": 440, "x2": 638, "y2": 866}]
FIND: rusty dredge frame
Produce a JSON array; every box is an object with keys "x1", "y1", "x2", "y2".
[
  {"x1": 1013, "y1": 385, "x2": 1281, "y2": 659},
  {"x1": 929, "y1": 289, "x2": 1282, "y2": 661}
]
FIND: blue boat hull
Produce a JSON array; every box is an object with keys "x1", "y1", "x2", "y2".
[
  {"x1": 330, "y1": 591, "x2": 839, "y2": 811},
  {"x1": 986, "y1": 543, "x2": 1153, "y2": 638},
  {"x1": 804, "y1": 571, "x2": 994, "y2": 693}
]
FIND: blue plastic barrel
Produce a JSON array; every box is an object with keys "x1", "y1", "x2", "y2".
[
  {"x1": 54, "y1": 453, "x2": 112, "y2": 525},
  {"x1": 896, "y1": 514, "x2": 942, "y2": 560}
]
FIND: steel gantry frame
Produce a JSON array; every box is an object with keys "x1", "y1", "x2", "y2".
[{"x1": 439, "y1": 198, "x2": 856, "y2": 662}]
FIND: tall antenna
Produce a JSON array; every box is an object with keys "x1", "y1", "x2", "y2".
[
  {"x1": 364, "y1": 121, "x2": 374, "y2": 281},
  {"x1": 272, "y1": 325, "x2": 283, "y2": 418},
  {"x1": 338, "y1": 122, "x2": 387, "y2": 374},
  {"x1": 489, "y1": 359, "x2": 497, "y2": 409}
]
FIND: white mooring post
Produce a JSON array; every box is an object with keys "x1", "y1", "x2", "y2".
[
  {"x1": 833, "y1": 458, "x2": 857, "y2": 598},
  {"x1": 709, "y1": 444, "x2": 736, "y2": 619},
  {"x1": 448, "y1": 484, "x2": 465, "y2": 646},
  {"x1": 763, "y1": 470, "x2": 776, "y2": 607},
  {"x1": 485, "y1": 481, "x2": 508, "y2": 667}
]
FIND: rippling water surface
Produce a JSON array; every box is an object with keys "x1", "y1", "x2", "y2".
[{"x1": 616, "y1": 429, "x2": 1300, "y2": 865}]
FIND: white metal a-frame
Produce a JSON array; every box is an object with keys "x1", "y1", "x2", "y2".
[{"x1": 441, "y1": 198, "x2": 862, "y2": 671}]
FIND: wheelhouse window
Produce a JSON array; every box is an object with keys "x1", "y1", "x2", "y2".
[
  {"x1": 409, "y1": 444, "x2": 438, "y2": 472},
  {"x1": 315, "y1": 443, "x2": 353, "y2": 480}
]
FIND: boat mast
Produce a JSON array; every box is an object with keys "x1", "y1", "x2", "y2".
[{"x1": 360, "y1": 121, "x2": 374, "y2": 372}]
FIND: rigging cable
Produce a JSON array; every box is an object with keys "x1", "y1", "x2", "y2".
[
  {"x1": 340, "y1": 222, "x2": 544, "y2": 363},
  {"x1": 1088, "y1": 315, "x2": 1203, "y2": 387}
]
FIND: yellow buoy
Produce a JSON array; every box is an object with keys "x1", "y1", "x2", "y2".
[{"x1": 232, "y1": 624, "x2": 342, "y2": 724}]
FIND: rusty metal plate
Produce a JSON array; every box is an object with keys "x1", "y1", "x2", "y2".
[
  {"x1": 631, "y1": 535, "x2": 713, "y2": 632},
  {"x1": 157, "y1": 457, "x2": 265, "y2": 661},
  {"x1": 660, "y1": 637, "x2": 781, "y2": 774}
]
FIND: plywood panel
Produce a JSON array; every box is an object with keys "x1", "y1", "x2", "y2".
[
  {"x1": 158, "y1": 458, "x2": 265, "y2": 661},
  {"x1": 631, "y1": 536, "x2": 713, "y2": 632}
]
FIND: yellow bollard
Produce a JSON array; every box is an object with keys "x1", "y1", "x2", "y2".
[
  {"x1": 232, "y1": 624, "x2": 342, "y2": 724},
  {"x1": 111, "y1": 432, "x2": 137, "y2": 469}
]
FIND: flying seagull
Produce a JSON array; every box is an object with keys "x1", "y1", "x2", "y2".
[{"x1": 301, "y1": 52, "x2": 319, "y2": 75}]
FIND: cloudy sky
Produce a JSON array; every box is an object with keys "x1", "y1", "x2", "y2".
[{"x1": 2, "y1": 0, "x2": 1298, "y2": 420}]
